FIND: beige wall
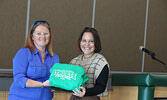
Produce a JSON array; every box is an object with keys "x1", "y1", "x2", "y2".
[{"x1": 1, "y1": 0, "x2": 167, "y2": 72}]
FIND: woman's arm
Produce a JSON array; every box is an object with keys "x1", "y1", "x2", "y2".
[
  {"x1": 13, "y1": 48, "x2": 49, "y2": 88},
  {"x1": 26, "y1": 79, "x2": 43, "y2": 87},
  {"x1": 13, "y1": 48, "x2": 29, "y2": 88},
  {"x1": 85, "y1": 64, "x2": 109, "y2": 96},
  {"x1": 26, "y1": 79, "x2": 49, "y2": 87}
]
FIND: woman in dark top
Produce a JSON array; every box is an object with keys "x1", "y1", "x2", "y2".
[{"x1": 69, "y1": 27, "x2": 110, "y2": 100}]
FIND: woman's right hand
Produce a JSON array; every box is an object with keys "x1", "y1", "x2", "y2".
[
  {"x1": 72, "y1": 86, "x2": 86, "y2": 97},
  {"x1": 43, "y1": 80, "x2": 50, "y2": 87}
]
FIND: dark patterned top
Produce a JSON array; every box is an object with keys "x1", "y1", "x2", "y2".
[{"x1": 70, "y1": 53, "x2": 109, "y2": 97}]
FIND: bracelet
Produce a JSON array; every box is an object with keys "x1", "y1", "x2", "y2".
[{"x1": 41, "y1": 82, "x2": 44, "y2": 88}]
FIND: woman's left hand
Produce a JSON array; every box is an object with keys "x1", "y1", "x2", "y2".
[{"x1": 72, "y1": 86, "x2": 86, "y2": 97}]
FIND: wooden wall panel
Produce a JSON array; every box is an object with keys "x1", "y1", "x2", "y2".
[
  {"x1": 2, "y1": 87, "x2": 167, "y2": 100},
  {"x1": 144, "y1": 0, "x2": 167, "y2": 72},
  {"x1": 1, "y1": 0, "x2": 167, "y2": 72},
  {"x1": 95, "y1": 0, "x2": 146, "y2": 72},
  {"x1": 0, "y1": 0, "x2": 27, "y2": 69}
]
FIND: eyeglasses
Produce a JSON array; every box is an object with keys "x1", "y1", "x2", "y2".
[{"x1": 31, "y1": 20, "x2": 49, "y2": 29}]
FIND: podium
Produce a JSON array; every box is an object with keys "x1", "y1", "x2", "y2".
[{"x1": 112, "y1": 73, "x2": 167, "y2": 100}]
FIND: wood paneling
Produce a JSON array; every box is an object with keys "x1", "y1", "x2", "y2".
[{"x1": 1, "y1": 87, "x2": 167, "y2": 100}]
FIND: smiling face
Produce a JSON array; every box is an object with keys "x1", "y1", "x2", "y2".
[
  {"x1": 32, "y1": 25, "x2": 50, "y2": 49},
  {"x1": 80, "y1": 32, "x2": 95, "y2": 56}
]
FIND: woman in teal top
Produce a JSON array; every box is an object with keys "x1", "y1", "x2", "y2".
[{"x1": 8, "y1": 20, "x2": 59, "y2": 100}]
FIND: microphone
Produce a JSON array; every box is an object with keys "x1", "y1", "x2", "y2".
[
  {"x1": 139, "y1": 46, "x2": 167, "y2": 68},
  {"x1": 139, "y1": 46, "x2": 155, "y2": 56}
]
